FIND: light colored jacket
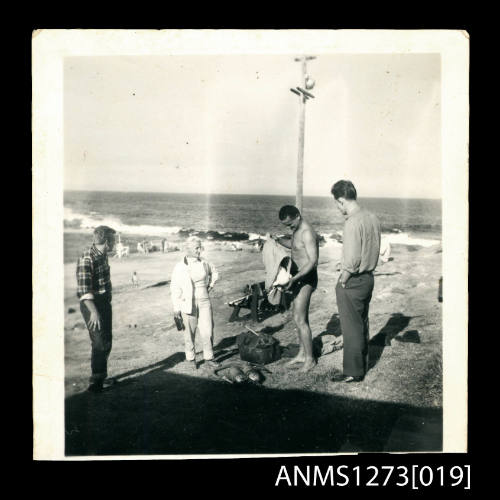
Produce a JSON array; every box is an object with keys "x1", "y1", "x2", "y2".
[
  {"x1": 262, "y1": 239, "x2": 290, "y2": 290},
  {"x1": 170, "y1": 257, "x2": 219, "y2": 314}
]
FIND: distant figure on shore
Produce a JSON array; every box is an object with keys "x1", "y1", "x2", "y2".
[
  {"x1": 254, "y1": 239, "x2": 265, "y2": 252},
  {"x1": 271, "y1": 205, "x2": 319, "y2": 372},
  {"x1": 76, "y1": 225, "x2": 116, "y2": 393},
  {"x1": 330, "y1": 180, "x2": 381, "y2": 383},
  {"x1": 131, "y1": 271, "x2": 139, "y2": 288},
  {"x1": 115, "y1": 241, "x2": 129, "y2": 258},
  {"x1": 171, "y1": 236, "x2": 220, "y2": 370}
]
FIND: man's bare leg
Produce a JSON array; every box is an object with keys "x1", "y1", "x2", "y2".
[
  {"x1": 285, "y1": 293, "x2": 305, "y2": 365},
  {"x1": 286, "y1": 284, "x2": 316, "y2": 371},
  {"x1": 285, "y1": 338, "x2": 305, "y2": 365}
]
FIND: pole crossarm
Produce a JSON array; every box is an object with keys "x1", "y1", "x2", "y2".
[
  {"x1": 294, "y1": 56, "x2": 316, "y2": 62},
  {"x1": 296, "y1": 87, "x2": 315, "y2": 99}
]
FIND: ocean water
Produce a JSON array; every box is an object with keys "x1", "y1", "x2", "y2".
[{"x1": 64, "y1": 190, "x2": 442, "y2": 240}]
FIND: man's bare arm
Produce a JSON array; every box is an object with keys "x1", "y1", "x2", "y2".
[
  {"x1": 82, "y1": 299, "x2": 102, "y2": 331},
  {"x1": 339, "y1": 269, "x2": 352, "y2": 287},
  {"x1": 274, "y1": 235, "x2": 292, "y2": 249}
]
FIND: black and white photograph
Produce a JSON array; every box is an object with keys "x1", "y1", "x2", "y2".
[{"x1": 32, "y1": 30, "x2": 469, "y2": 459}]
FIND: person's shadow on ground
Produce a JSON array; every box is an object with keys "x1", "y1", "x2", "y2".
[
  {"x1": 368, "y1": 313, "x2": 415, "y2": 370},
  {"x1": 317, "y1": 313, "x2": 342, "y2": 338},
  {"x1": 317, "y1": 313, "x2": 420, "y2": 371},
  {"x1": 110, "y1": 351, "x2": 186, "y2": 385}
]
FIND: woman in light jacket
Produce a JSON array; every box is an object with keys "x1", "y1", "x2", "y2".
[{"x1": 171, "y1": 236, "x2": 219, "y2": 370}]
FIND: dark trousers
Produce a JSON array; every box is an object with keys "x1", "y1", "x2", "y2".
[
  {"x1": 80, "y1": 296, "x2": 112, "y2": 384},
  {"x1": 335, "y1": 273, "x2": 374, "y2": 377}
]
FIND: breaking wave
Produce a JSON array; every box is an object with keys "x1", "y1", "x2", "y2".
[{"x1": 65, "y1": 207, "x2": 440, "y2": 248}]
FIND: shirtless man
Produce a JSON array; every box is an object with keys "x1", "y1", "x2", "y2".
[{"x1": 273, "y1": 205, "x2": 319, "y2": 371}]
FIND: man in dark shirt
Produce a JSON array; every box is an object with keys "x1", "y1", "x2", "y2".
[
  {"x1": 76, "y1": 225, "x2": 116, "y2": 392},
  {"x1": 331, "y1": 181, "x2": 381, "y2": 383}
]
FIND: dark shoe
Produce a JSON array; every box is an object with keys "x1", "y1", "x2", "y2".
[
  {"x1": 102, "y1": 378, "x2": 117, "y2": 388},
  {"x1": 87, "y1": 382, "x2": 103, "y2": 393}
]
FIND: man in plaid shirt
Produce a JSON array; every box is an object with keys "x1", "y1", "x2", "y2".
[{"x1": 76, "y1": 225, "x2": 116, "y2": 393}]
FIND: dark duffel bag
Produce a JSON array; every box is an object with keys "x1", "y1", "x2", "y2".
[{"x1": 237, "y1": 330, "x2": 281, "y2": 365}]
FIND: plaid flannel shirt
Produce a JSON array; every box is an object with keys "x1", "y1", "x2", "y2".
[{"x1": 76, "y1": 244, "x2": 112, "y2": 301}]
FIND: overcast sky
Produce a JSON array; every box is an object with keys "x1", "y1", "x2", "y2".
[{"x1": 64, "y1": 53, "x2": 441, "y2": 198}]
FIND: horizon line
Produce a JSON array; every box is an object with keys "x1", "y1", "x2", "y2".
[{"x1": 63, "y1": 188, "x2": 442, "y2": 201}]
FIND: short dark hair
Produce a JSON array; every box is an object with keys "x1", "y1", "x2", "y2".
[
  {"x1": 331, "y1": 180, "x2": 357, "y2": 200},
  {"x1": 279, "y1": 205, "x2": 301, "y2": 221},
  {"x1": 93, "y1": 225, "x2": 116, "y2": 244}
]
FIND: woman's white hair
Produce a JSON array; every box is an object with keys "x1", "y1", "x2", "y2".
[{"x1": 184, "y1": 235, "x2": 203, "y2": 251}]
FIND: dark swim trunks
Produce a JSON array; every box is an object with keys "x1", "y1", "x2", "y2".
[{"x1": 288, "y1": 259, "x2": 318, "y2": 294}]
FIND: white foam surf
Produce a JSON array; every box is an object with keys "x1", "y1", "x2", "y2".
[{"x1": 64, "y1": 207, "x2": 182, "y2": 236}]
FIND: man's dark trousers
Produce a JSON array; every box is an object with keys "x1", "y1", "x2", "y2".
[
  {"x1": 335, "y1": 273, "x2": 374, "y2": 377},
  {"x1": 80, "y1": 295, "x2": 112, "y2": 384}
]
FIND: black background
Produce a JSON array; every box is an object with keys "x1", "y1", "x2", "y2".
[{"x1": 27, "y1": 15, "x2": 475, "y2": 495}]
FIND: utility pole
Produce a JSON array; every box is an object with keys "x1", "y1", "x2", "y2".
[{"x1": 291, "y1": 55, "x2": 316, "y2": 213}]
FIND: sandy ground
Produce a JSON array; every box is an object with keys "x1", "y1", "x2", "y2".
[{"x1": 64, "y1": 240, "x2": 443, "y2": 454}]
